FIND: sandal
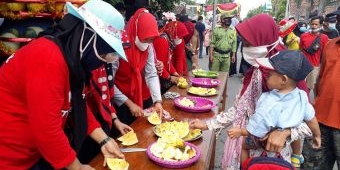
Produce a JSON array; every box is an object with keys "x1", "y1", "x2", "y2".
[{"x1": 291, "y1": 154, "x2": 304, "y2": 168}]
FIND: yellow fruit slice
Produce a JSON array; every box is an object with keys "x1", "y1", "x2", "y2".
[
  {"x1": 183, "y1": 129, "x2": 202, "y2": 141},
  {"x1": 154, "y1": 121, "x2": 190, "y2": 139},
  {"x1": 117, "y1": 131, "x2": 138, "y2": 146},
  {"x1": 147, "y1": 112, "x2": 161, "y2": 125},
  {"x1": 106, "y1": 158, "x2": 129, "y2": 170}
]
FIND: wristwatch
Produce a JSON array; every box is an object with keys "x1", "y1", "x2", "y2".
[{"x1": 99, "y1": 137, "x2": 112, "y2": 147}]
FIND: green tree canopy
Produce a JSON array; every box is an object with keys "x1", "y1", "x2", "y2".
[
  {"x1": 245, "y1": 0, "x2": 286, "y2": 20},
  {"x1": 246, "y1": 5, "x2": 263, "y2": 19}
]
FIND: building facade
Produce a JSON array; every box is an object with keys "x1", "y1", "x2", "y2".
[{"x1": 288, "y1": 0, "x2": 339, "y2": 22}]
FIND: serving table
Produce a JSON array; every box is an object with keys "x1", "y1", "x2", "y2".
[{"x1": 89, "y1": 72, "x2": 228, "y2": 170}]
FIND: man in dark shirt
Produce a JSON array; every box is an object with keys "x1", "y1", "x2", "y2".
[
  {"x1": 322, "y1": 15, "x2": 339, "y2": 39},
  {"x1": 326, "y1": 7, "x2": 340, "y2": 34},
  {"x1": 195, "y1": 16, "x2": 205, "y2": 58}
]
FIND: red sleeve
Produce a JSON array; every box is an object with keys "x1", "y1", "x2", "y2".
[
  {"x1": 25, "y1": 40, "x2": 76, "y2": 169},
  {"x1": 154, "y1": 37, "x2": 171, "y2": 79},
  {"x1": 86, "y1": 104, "x2": 101, "y2": 135},
  {"x1": 169, "y1": 61, "x2": 177, "y2": 75}
]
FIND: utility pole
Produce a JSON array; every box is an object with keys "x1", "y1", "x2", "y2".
[
  {"x1": 285, "y1": 0, "x2": 290, "y2": 18},
  {"x1": 212, "y1": 0, "x2": 217, "y2": 29}
]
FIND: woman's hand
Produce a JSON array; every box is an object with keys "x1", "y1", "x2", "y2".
[
  {"x1": 261, "y1": 129, "x2": 291, "y2": 152},
  {"x1": 189, "y1": 119, "x2": 208, "y2": 130},
  {"x1": 101, "y1": 138, "x2": 125, "y2": 166},
  {"x1": 126, "y1": 100, "x2": 144, "y2": 117},
  {"x1": 113, "y1": 119, "x2": 133, "y2": 135},
  {"x1": 153, "y1": 102, "x2": 163, "y2": 119},
  {"x1": 169, "y1": 76, "x2": 179, "y2": 84},
  {"x1": 79, "y1": 165, "x2": 95, "y2": 170},
  {"x1": 155, "y1": 60, "x2": 164, "y2": 75}
]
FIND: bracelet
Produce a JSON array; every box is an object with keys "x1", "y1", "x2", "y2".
[
  {"x1": 99, "y1": 137, "x2": 112, "y2": 147},
  {"x1": 154, "y1": 100, "x2": 163, "y2": 105}
]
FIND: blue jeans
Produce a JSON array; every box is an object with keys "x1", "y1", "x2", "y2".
[{"x1": 302, "y1": 123, "x2": 340, "y2": 170}]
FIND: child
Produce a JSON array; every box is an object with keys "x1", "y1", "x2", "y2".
[{"x1": 227, "y1": 50, "x2": 321, "y2": 168}]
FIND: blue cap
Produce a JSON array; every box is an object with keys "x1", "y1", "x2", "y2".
[{"x1": 256, "y1": 50, "x2": 313, "y2": 81}]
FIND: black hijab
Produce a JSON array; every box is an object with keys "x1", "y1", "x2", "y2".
[{"x1": 39, "y1": 14, "x2": 114, "y2": 153}]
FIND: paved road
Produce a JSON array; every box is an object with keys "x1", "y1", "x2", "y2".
[{"x1": 198, "y1": 51, "x2": 338, "y2": 170}]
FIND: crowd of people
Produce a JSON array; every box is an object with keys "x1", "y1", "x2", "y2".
[{"x1": 0, "y1": 0, "x2": 339, "y2": 169}]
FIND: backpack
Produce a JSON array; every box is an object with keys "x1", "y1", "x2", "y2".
[{"x1": 242, "y1": 152, "x2": 295, "y2": 170}]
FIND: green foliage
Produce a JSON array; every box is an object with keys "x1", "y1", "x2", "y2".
[
  {"x1": 271, "y1": 0, "x2": 286, "y2": 21},
  {"x1": 246, "y1": 5, "x2": 263, "y2": 19},
  {"x1": 206, "y1": 0, "x2": 233, "y2": 4},
  {"x1": 245, "y1": 0, "x2": 286, "y2": 20}
]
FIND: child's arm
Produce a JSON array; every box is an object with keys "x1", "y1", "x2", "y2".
[
  {"x1": 227, "y1": 127, "x2": 249, "y2": 139},
  {"x1": 305, "y1": 117, "x2": 321, "y2": 148}
]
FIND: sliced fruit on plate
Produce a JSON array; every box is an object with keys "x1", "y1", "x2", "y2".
[
  {"x1": 183, "y1": 129, "x2": 202, "y2": 141},
  {"x1": 106, "y1": 158, "x2": 129, "y2": 170},
  {"x1": 178, "y1": 97, "x2": 195, "y2": 107},
  {"x1": 188, "y1": 87, "x2": 217, "y2": 96},
  {"x1": 154, "y1": 121, "x2": 190, "y2": 139},
  {"x1": 147, "y1": 111, "x2": 161, "y2": 125},
  {"x1": 150, "y1": 138, "x2": 198, "y2": 161},
  {"x1": 117, "y1": 131, "x2": 138, "y2": 146}
]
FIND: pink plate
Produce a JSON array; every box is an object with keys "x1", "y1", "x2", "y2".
[
  {"x1": 146, "y1": 142, "x2": 201, "y2": 169},
  {"x1": 174, "y1": 96, "x2": 215, "y2": 113},
  {"x1": 190, "y1": 78, "x2": 221, "y2": 88}
]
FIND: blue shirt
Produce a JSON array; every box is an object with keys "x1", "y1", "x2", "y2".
[{"x1": 246, "y1": 88, "x2": 315, "y2": 138}]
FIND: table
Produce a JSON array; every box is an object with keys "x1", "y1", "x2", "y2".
[{"x1": 89, "y1": 72, "x2": 228, "y2": 170}]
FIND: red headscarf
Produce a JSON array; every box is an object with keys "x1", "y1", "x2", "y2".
[
  {"x1": 163, "y1": 21, "x2": 189, "y2": 40},
  {"x1": 236, "y1": 14, "x2": 285, "y2": 54},
  {"x1": 236, "y1": 14, "x2": 285, "y2": 95},
  {"x1": 115, "y1": 8, "x2": 159, "y2": 107}
]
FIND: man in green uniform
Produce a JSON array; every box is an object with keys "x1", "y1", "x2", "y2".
[{"x1": 209, "y1": 12, "x2": 237, "y2": 72}]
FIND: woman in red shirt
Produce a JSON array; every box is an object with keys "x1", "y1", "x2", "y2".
[
  {"x1": 114, "y1": 9, "x2": 163, "y2": 125},
  {"x1": 163, "y1": 21, "x2": 189, "y2": 76},
  {"x1": 153, "y1": 27, "x2": 180, "y2": 93}
]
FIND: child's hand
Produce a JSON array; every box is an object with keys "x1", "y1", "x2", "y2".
[
  {"x1": 312, "y1": 136, "x2": 321, "y2": 149},
  {"x1": 227, "y1": 128, "x2": 242, "y2": 139},
  {"x1": 189, "y1": 119, "x2": 208, "y2": 130}
]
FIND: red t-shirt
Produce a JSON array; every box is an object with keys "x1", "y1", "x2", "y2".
[
  {"x1": 0, "y1": 38, "x2": 100, "y2": 169},
  {"x1": 299, "y1": 32, "x2": 328, "y2": 66}
]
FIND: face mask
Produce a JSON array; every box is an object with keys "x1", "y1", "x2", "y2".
[
  {"x1": 79, "y1": 23, "x2": 104, "y2": 71},
  {"x1": 135, "y1": 36, "x2": 149, "y2": 51},
  {"x1": 174, "y1": 38, "x2": 182, "y2": 45},
  {"x1": 329, "y1": 23, "x2": 336, "y2": 30},
  {"x1": 242, "y1": 38, "x2": 280, "y2": 66},
  {"x1": 299, "y1": 26, "x2": 307, "y2": 33},
  {"x1": 311, "y1": 27, "x2": 321, "y2": 33}
]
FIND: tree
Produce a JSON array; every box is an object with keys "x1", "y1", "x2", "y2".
[
  {"x1": 270, "y1": 0, "x2": 286, "y2": 20},
  {"x1": 246, "y1": 5, "x2": 263, "y2": 19},
  {"x1": 206, "y1": 0, "x2": 232, "y2": 4}
]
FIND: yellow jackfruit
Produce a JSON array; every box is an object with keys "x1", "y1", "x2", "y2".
[
  {"x1": 117, "y1": 131, "x2": 138, "y2": 146},
  {"x1": 106, "y1": 158, "x2": 129, "y2": 170}
]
